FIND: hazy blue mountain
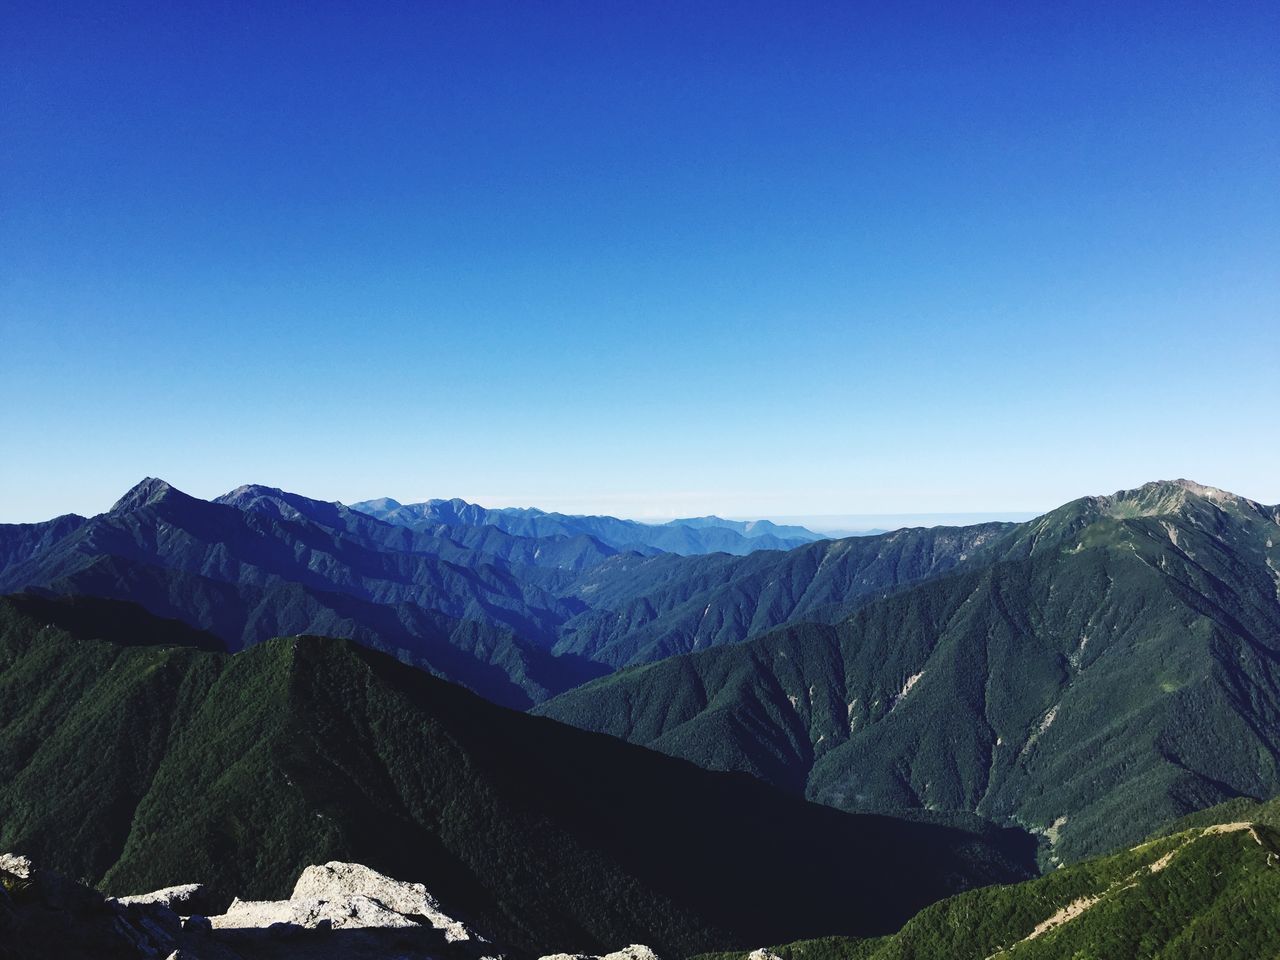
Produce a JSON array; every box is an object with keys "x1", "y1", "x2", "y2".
[
  {"x1": 352, "y1": 497, "x2": 825, "y2": 555},
  {"x1": 661, "y1": 515, "x2": 825, "y2": 540},
  {"x1": 219, "y1": 484, "x2": 622, "y2": 578},
  {"x1": 3, "y1": 481, "x2": 994, "y2": 712},
  {"x1": 537, "y1": 481, "x2": 1280, "y2": 863},
  {"x1": 0, "y1": 513, "x2": 87, "y2": 570},
  {"x1": 0, "y1": 595, "x2": 1034, "y2": 957},
  {"x1": 0, "y1": 479, "x2": 606, "y2": 707},
  {"x1": 0, "y1": 479, "x2": 849, "y2": 707}
]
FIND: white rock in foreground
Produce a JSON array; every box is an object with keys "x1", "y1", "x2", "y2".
[
  {"x1": 211, "y1": 892, "x2": 422, "y2": 931},
  {"x1": 291, "y1": 861, "x2": 482, "y2": 942},
  {"x1": 539, "y1": 945, "x2": 660, "y2": 960},
  {"x1": 112, "y1": 883, "x2": 205, "y2": 911},
  {"x1": 0, "y1": 853, "x2": 33, "y2": 880}
]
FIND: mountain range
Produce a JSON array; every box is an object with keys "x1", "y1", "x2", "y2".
[
  {"x1": 0, "y1": 479, "x2": 1015, "y2": 708},
  {"x1": 3, "y1": 477, "x2": 1279, "y2": 867},
  {"x1": 350, "y1": 497, "x2": 826, "y2": 556},
  {"x1": 2, "y1": 476, "x2": 1279, "y2": 955},
  {"x1": 536, "y1": 481, "x2": 1280, "y2": 863}
]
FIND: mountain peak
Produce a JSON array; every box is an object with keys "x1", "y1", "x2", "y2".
[
  {"x1": 1099, "y1": 479, "x2": 1251, "y2": 518},
  {"x1": 215, "y1": 484, "x2": 355, "y2": 527},
  {"x1": 110, "y1": 477, "x2": 182, "y2": 513},
  {"x1": 220, "y1": 483, "x2": 287, "y2": 500}
]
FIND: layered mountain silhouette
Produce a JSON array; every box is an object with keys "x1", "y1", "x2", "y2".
[
  {"x1": 4, "y1": 476, "x2": 1280, "y2": 872},
  {"x1": 536, "y1": 481, "x2": 1280, "y2": 862},
  {"x1": 0, "y1": 595, "x2": 1033, "y2": 957},
  {"x1": 0, "y1": 479, "x2": 962, "y2": 707},
  {"x1": 0, "y1": 479, "x2": 615, "y2": 708},
  {"x1": 351, "y1": 497, "x2": 826, "y2": 555}
]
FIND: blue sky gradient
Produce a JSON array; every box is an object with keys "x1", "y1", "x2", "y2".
[{"x1": 3, "y1": 1, "x2": 1277, "y2": 521}]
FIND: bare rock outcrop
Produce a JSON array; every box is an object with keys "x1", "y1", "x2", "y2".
[
  {"x1": 539, "y1": 946, "x2": 660, "y2": 960},
  {"x1": 0, "y1": 852, "x2": 33, "y2": 880},
  {"x1": 0, "y1": 852, "x2": 656, "y2": 960},
  {"x1": 290, "y1": 860, "x2": 482, "y2": 943},
  {"x1": 112, "y1": 883, "x2": 225, "y2": 917}
]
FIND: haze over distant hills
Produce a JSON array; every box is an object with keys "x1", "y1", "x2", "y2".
[{"x1": 350, "y1": 496, "x2": 827, "y2": 555}]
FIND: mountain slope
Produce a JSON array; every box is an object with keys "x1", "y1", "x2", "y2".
[
  {"x1": 554, "y1": 521, "x2": 1012, "y2": 667},
  {"x1": 0, "y1": 513, "x2": 87, "y2": 570},
  {"x1": 0, "y1": 595, "x2": 1033, "y2": 958},
  {"x1": 696, "y1": 795, "x2": 1280, "y2": 960},
  {"x1": 538, "y1": 481, "x2": 1280, "y2": 862}
]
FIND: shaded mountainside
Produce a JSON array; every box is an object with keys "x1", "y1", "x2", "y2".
[
  {"x1": 695, "y1": 796, "x2": 1280, "y2": 960},
  {"x1": 537, "y1": 481, "x2": 1280, "y2": 862},
  {"x1": 0, "y1": 595, "x2": 1034, "y2": 958},
  {"x1": 351, "y1": 497, "x2": 825, "y2": 556}
]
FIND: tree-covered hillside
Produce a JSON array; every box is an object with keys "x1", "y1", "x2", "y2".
[
  {"x1": 0, "y1": 595, "x2": 1033, "y2": 958},
  {"x1": 553, "y1": 520, "x2": 1012, "y2": 666}
]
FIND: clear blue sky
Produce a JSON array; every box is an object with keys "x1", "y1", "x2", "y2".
[{"x1": 3, "y1": 1, "x2": 1277, "y2": 522}]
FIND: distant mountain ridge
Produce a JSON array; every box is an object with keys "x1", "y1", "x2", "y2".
[
  {"x1": 0, "y1": 479, "x2": 838, "y2": 709},
  {"x1": 351, "y1": 497, "x2": 827, "y2": 556},
  {"x1": 0, "y1": 478, "x2": 613, "y2": 708}
]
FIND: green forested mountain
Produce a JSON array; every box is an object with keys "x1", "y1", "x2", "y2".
[
  {"x1": 0, "y1": 594, "x2": 1032, "y2": 958},
  {"x1": 538, "y1": 481, "x2": 1280, "y2": 862},
  {"x1": 695, "y1": 795, "x2": 1280, "y2": 960}
]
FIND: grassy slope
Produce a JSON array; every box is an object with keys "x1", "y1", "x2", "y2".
[{"x1": 694, "y1": 796, "x2": 1280, "y2": 960}]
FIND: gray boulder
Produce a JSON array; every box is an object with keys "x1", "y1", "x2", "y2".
[
  {"x1": 112, "y1": 883, "x2": 226, "y2": 917},
  {"x1": 539, "y1": 946, "x2": 661, "y2": 960},
  {"x1": 0, "y1": 852, "x2": 33, "y2": 880},
  {"x1": 291, "y1": 861, "x2": 483, "y2": 943}
]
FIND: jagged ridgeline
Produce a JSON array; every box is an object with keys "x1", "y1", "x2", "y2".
[
  {"x1": 537, "y1": 481, "x2": 1280, "y2": 862},
  {"x1": 0, "y1": 478, "x2": 1007, "y2": 708},
  {"x1": 694, "y1": 796, "x2": 1280, "y2": 960},
  {"x1": 0, "y1": 595, "x2": 1033, "y2": 958}
]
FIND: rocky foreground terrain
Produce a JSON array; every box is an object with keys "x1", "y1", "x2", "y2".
[{"x1": 0, "y1": 852, "x2": 654, "y2": 960}]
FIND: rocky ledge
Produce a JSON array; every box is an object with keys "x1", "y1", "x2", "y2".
[{"x1": 0, "y1": 852, "x2": 659, "y2": 960}]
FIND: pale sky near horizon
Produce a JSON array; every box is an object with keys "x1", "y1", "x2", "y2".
[{"x1": 3, "y1": 2, "x2": 1277, "y2": 523}]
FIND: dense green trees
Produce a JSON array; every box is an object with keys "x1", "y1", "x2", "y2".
[{"x1": 0, "y1": 595, "x2": 1030, "y2": 957}]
